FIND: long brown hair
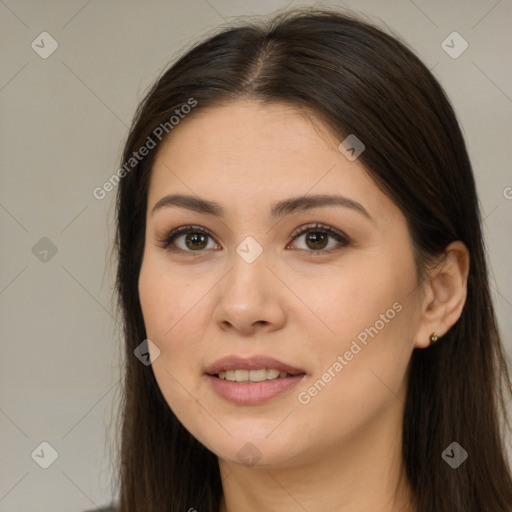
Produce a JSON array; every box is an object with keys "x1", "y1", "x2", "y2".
[{"x1": 112, "y1": 7, "x2": 512, "y2": 511}]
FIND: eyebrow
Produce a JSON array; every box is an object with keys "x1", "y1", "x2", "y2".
[{"x1": 151, "y1": 193, "x2": 373, "y2": 221}]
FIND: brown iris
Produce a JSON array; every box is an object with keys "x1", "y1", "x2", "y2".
[
  {"x1": 185, "y1": 232, "x2": 208, "y2": 250},
  {"x1": 305, "y1": 231, "x2": 328, "y2": 250}
]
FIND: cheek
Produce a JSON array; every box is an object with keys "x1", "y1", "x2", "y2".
[
  {"x1": 138, "y1": 254, "x2": 209, "y2": 385},
  {"x1": 138, "y1": 253, "x2": 202, "y2": 342},
  {"x1": 294, "y1": 258, "x2": 419, "y2": 435},
  {"x1": 292, "y1": 252, "x2": 414, "y2": 357},
  {"x1": 138, "y1": 259, "x2": 208, "y2": 430}
]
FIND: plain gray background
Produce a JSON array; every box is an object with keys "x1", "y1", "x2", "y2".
[{"x1": 1, "y1": 0, "x2": 511, "y2": 510}]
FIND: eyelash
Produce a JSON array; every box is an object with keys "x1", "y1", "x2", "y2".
[{"x1": 156, "y1": 223, "x2": 351, "y2": 256}]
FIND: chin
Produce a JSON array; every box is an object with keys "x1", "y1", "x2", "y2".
[{"x1": 197, "y1": 427, "x2": 304, "y2": 469}]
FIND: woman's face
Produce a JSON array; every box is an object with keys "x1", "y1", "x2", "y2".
[{"x1": 138, "y1": 99, "x2": 425, "y2": 467}]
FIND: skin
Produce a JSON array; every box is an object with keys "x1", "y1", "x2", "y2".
[{"x1": 138, "y1": 99, "x2": 469, "y2": 512}]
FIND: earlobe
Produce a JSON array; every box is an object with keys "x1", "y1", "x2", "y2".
[
  {"x1": 429, "y1": 331, "x2": 439, "y2": 344},
  {"x1": 413, "y1": 241, "x2": 470, "y2": 349}
]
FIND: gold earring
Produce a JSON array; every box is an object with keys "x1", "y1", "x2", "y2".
[{"x1": 430, "y1": 331, "x2": 439, "y2": 343}]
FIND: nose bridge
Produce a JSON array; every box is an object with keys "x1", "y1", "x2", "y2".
[
  {"x1": 214, "y1": 233, "x2": 281, "y2": 327},
  {"x1": 226, "y1": 234, "x2": 268, "y2": 294}
]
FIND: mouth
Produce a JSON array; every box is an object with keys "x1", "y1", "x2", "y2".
[
  {"x1": 215, "y1": 368, "x2": 300, "y2": 382},
  {"x1": 204, "y1": 355, "x2": 307, "y2": 404}
]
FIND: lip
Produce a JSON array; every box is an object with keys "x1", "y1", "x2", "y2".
[
  {"x1": 204, "y1": 355, "x2": 307, "y2": 405},
  {"x1": 204, "y1": 355, "x2": 306, "y2": 376}
]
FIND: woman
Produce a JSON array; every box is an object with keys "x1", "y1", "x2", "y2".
[{"x1": 106, "y1": 7, "x2": 512, "y2": 512}]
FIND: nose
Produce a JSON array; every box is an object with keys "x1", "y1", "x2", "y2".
[{"x1": 212, "y1": 243, "x2": 287, "y2": 336}]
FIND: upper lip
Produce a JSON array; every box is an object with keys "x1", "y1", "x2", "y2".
[{"x1": 204, "y1": 355, "x2": 306, "y2": 376}]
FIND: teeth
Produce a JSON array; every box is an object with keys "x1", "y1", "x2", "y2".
[
  {"x1": 266, "y1": 369, "x2": 280, "y2": 380},
  {"x1": 217, "y1": 368, "x2": 291, "y2": 382},
  {"x1": 249, "y1": 369, "x2": 267, "y2": 382},
  {"x1": 234, "y1": 369, "x2": 248, "y2": 381}
]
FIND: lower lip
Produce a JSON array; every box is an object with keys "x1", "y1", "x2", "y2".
[{"x1": 206, "y1": 374, "x2": 305, "y2": 405}]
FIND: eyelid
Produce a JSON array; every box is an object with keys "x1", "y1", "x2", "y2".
[{"x1": 289, "y1": 222, "x2": 350, "y2": 242}]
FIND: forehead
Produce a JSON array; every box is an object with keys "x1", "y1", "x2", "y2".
[{"x1": 147, "y1": 100, "x2": 388, "y2": 220}]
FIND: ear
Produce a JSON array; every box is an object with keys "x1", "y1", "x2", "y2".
[{"x1": 414, "y1": 241, "x2": 470, "y2": 349}]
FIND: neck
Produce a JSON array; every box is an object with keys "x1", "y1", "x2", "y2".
[{"x1": 217, "y1": 385, "x2": 416, "y2": 512}]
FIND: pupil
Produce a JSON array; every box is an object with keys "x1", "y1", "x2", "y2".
[{"x1": 307, "y1": 232, "x2": 327, "y2": 250}]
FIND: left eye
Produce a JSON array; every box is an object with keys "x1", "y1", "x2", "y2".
[
  {"x1": 157, "y1": 223, "x2": 350, "y2": 254},
  {"x1": 287, "y1": 223, "x2": 350, "y2": 254}
]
